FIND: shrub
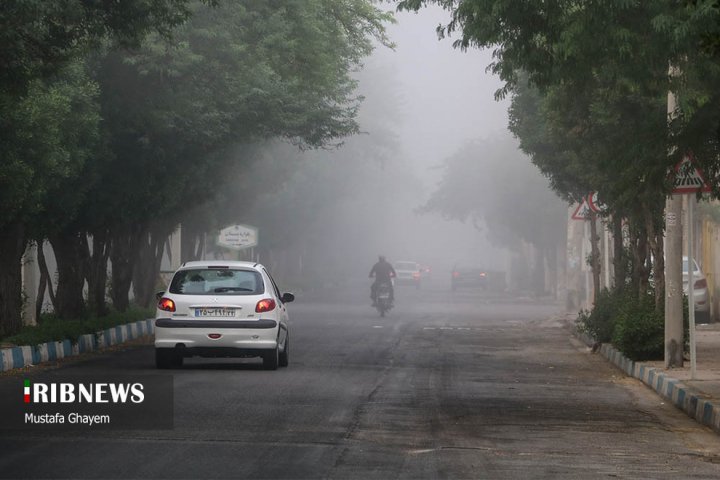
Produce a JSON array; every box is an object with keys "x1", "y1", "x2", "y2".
[
  {"x1": 612, "y1": 292, "x2": 664, "y2": 361},
  {"x1": 1, "y1": 307, "x2": 153, "y2": 347},
  {"x1": 576, "y1": 288, "x2": 629, "y2": 343}
]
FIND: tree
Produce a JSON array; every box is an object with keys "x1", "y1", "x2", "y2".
[
  {"x1": 0, "y1": 0, "x2": 211, "y2": 335},
  {"x1": 396, "y1": 0, "x2": 699, "y2": 306},
  {"x1": 0, "y1": 59, "x2": 100, "y2": 335},
  {"x1": 50, "y1": 0, "x2": 393, "y2": 313},
  {"x1": 422, "y1": 134, "x2": 567, "y2": 294}
]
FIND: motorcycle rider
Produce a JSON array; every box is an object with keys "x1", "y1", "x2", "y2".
[{"x1": 369, "y1": 255, "x2": 396, "y2": 306}]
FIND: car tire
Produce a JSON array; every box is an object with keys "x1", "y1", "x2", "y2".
[
  {"x1": 263, "y1": 346, "x2": 279, "y2": 370},
  {"x1": 156, "y1": 348, "x2": 182, "y2": 369},
  {"x1": 279, "y1": 336, "x2": 289, "y2": 367}
]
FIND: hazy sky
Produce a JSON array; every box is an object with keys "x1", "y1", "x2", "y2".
[
  {"x1": 373, "y1": 5, "x2": 512, "y2": 184},
  {"x1": 341, "y1": 5, "x2": 515, "y2": 272}
]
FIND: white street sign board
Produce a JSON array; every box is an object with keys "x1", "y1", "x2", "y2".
[{"x1": 217, "y1": 224, "x2": 258, "y2": 250}]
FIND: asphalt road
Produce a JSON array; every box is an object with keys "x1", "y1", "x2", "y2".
[{"x1": 2, "y1": 282, "x2": 720, "y2": 479}]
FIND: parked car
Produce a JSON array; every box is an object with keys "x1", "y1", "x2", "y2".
[
  {"x1": 451, "y1": 264, "x2": 488, "y2": 291},
  {"x1": 683, "y1": 256, "x2": 711, "y2": 324},
  {"x1": 393, "y1": 260, "x2": 422, "y2": 288},
  {"x1": 154, "y1": 260, "x2": 293, "y2": 369}
]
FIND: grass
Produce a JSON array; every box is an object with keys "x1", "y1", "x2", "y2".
[{"x1": 0, "y1": 307, "x2": 154, "y2": 347}]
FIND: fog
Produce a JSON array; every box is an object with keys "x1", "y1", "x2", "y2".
[
  {"x1": 234, "y1": 6, "x2": 560, "y2": 290},
  {"x1": 359, "y1": 5, "x2": 513, "y2": 269}
]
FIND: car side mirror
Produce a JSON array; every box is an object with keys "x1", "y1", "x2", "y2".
[
  {"x1": 281, "y1": 292, "x2": 295, "y2": 303},
  {"x1": 155, "y1": 291, "x2": 165, "y2": 301}
]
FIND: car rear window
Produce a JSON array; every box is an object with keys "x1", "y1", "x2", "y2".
[
  {"x1": 395, "y1": 262, "x2": 419, "y2": 270},
  {"x1": 169, "y1": 268, "x2": 264, "y2": 295}
]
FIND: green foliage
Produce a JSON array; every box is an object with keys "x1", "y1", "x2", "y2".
[
  {"x1": 0, "y1": 0, "x2": 200, "y2": 94},
  {"x1": 576, "y1": 288, "x2": 629, "y2": 343},
  {"x1": 577, "y1": 287, "x2": 690, "y2": 361},
  {"x1": 611, "y1": 292, "x2": 665, "y2": 361},
  {"x1": 0, "y1": 59, "x2": 101, "y2": 233},
  {"x1": 589, "y1": 290, "x2": 688, "y2": 361},
  {"x1": 89, "y1": 0, "x2": 394, "y2": 231},
  {"x1": 1, "y1": 307, "x2": 153, "y2": 347},
  {"x1": 422, "y1": 133, "x2": 567, "y2": 252}
]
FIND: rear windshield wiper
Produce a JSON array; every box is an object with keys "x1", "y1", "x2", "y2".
[{"x1": 213, "y1": 287, "x2": 254, "y2": 293}]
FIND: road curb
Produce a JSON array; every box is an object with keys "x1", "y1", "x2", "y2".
[
  {"x1": 0, "y1": 318, "x2": 155, "y2": 372},
  {"x1": 574, "y1": 327, "x2": 720, "y2": 435}
]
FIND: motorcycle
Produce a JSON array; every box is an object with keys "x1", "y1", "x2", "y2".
[{"x1": 375, "y1": 280, "x2": 393, "y2": 317}]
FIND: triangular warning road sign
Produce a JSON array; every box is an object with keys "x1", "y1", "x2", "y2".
[
  {"x1": 571, "y1": 199, "x2": 591, "y2": 220},
  {"x1": 672, "y1": 156, "x2": 711, "y2": 194}
]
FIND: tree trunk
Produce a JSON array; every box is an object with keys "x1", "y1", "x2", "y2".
[
  {"x1": 49, "y1": 232, "x2": 88, "y2": 319},
  {"x1": 0, "y1": 222, "x2": 27, "y2": 337},
  {"x1": 612, "y1": 216, "x2": 627, "y2": 291},
  {"x1": 545, "y1": 245, "x2": 558, "y2": 299},
  {"x1": 181, "y1": 223, "x2": 204, "y2": 263},
  {"x1": 132, "y1": 225, "x2": 170, "y2": 308},
  {"x1": 110, "y1": 229, "x2": 141, "y2": 312},
  {"x1": 36, "y1": 241, "x2": 50, "y2": 320},
  {"x1": 589, "y1": 213, "x2": 602, "y2": 304},
  {"x1": 645, "y1": 208, "x2": 664, "y2": 311},
  {"x1": 87, "y1": 230, "x2": 111, "y2": 317},
  {"x1": 531, "y1": 244, "x2": 545, "y2": 296},
  {"x1": 630, "y1": 219, "x2": 650, "y2": 299}
]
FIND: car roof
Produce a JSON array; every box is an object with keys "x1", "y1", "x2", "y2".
[{"x1": 179, "y1": 260, "x2": 263, "y2": 270}]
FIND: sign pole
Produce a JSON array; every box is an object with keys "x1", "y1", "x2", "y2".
[
  {"x1": 688, "y1": 195, "x2": 697, "y2": 379},
  {"x1": 604, "y1": 223, "x2": 611, "y2": 289}
]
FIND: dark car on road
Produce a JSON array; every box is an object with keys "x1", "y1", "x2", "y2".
[{"x1": 451, "y1": 264, "x2": 488, "y2": 291}]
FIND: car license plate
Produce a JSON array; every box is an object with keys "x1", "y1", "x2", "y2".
[{"x1": 195, "y1": 307, "x2": 236, "y2": 318}]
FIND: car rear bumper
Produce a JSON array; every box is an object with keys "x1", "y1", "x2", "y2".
[
  {"x1": 154, "y1": 318, "x2": 282, "y2": 352},
  {"x1": 683, "y1": 291, "x2": 710, "y2": 312}
]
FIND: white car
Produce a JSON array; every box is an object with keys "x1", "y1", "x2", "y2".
[
  {"x1": 154, "y1": 261, "x2": 293, "y2": 369},
  {"x1": 683, "y1": 256, "x2": 711, "y2": 324},
  {"x1": 393, "y1": 260, "x2": 422, "y2": 288}
]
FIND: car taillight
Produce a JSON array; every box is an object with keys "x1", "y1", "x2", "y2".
[
  {"x1": 158, "y1": 297, "x2": 176, "y2": 312},
  {"x1": 255, "y1": 298, "x2": 276, "y2": 313},
  {"x1": 480, "y1": 272, "x2": 487, "y2": 277},
  {"x1": 452, "y1": 271, "x2": 459, "y2": 278},
  {"x1": 695, "y1": 279, "x2": 707, "y2": 289},
  {"x1": 413, "y1": 272, "x2": 420, "y2": 279}
]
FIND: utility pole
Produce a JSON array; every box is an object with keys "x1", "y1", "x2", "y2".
[{"x1": 665, "y1": 65, "x2": 684, "y2": 368}]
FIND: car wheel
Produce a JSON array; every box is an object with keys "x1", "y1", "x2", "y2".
[
  {"x1": 156, "y1": 348, "x2": 181, "y2": 369},
  {"x1": 279, "y1": 336, "x2": 289, "y2": 367},
  {"x1": 263, "y1": 346, "x2": 279, "y2": 370}
]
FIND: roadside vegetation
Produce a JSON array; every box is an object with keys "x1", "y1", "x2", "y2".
[
  {"x1": 7, "y1": 0, "x2": 720, "y2": 357},
  {"x1": 0, "y1": 307, "x2": 153, "y2": 348},
  {"x1": 0, "y1": 0, "x2": 394, "y2": 337},
  {"x1": 577, "y1": 286, "x2": 690, "y2": 361},
  {"x1": 401, "y1": 0, "x2": 720, "y2": 358}
]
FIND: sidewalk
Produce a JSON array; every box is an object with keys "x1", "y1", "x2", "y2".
[
  {"x1": 642, "y1": 322, "x2": 720, "y2": 401},
  {"x1": 573, "y1": 319, "x2": 720, "y2": 435}
]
